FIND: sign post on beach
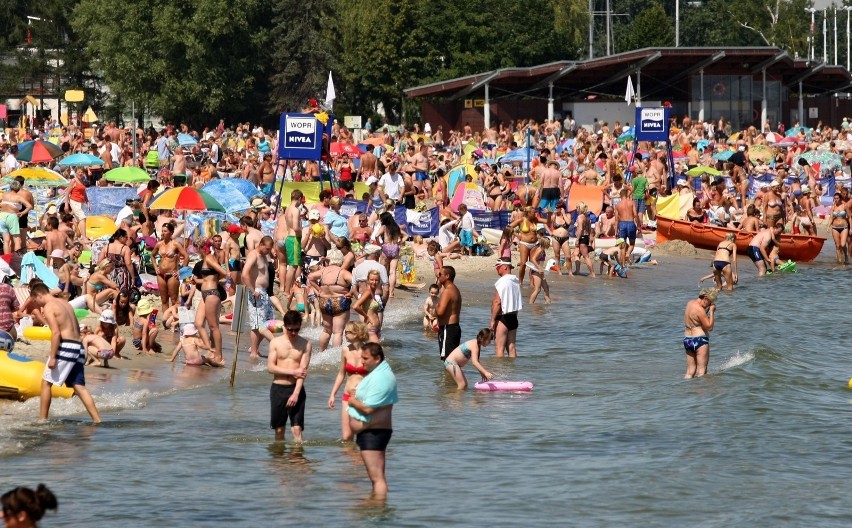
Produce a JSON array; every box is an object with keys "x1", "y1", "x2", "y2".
[
  {"x1": 229, "y1": 285, "x2": 248, "y2": 386},
  {"x1": 273, "y1": 112, "x2": 334, "y2": 218},
  {"x1": 625, "y1": 106, "x2": 675, "y2": 184}
]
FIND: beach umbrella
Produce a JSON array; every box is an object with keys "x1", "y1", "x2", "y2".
[
  {"x1": 15, "y1": 140, "x2": 64, "y2": 163},
  {"x1": 148, "y1": 187, "x2": 225, "y2": 213},
  {"x1": 3, "y1": 167, "x2": 68, "y2": 187},
  {"x1": 626, "y1": 150, "x2": 649, "y2": 162},
  {"x1": 774, "y1": 138, "x2": 806, "y2": 148},
  {"x1": 177, "y1": 133, "x2": 198, "y2": 147},
  {"x1": 672, "y1": 151, "x2": 688, "y2": 161},
  {"x1": 712, "y1": 150, "x2": 735, "y2": 161},
  {"x1": 476, "y1": 158, "x2": 496, "y2": 166},
  {"x1": 447, "y1": 164, "x2": 477, "y2": 196},
  {"x1": 58, "y1": 153, "x2": 104, "y2": 167},
  {"x1": 201, "y1": 180, "x2": 253, "y2": 213},
  {"x1": 764, "y1": 132, "x2": 783, "y2": 143},
  {"x1": 686, "y1": 166, "x2": 722, "y2": 177},
  {"x1": 499, "y1": 147, "x2": 538, "y2": 163},
  {"x1": 616, "y1": 127, "x2": 635, "y2": 145},
  {"x1": 203, "y1": 178, "x2": 261, "y2": 201},
  {"x1": 329, "y1": 142, "x2": 362, "y2": 159},
  {"x1": 725, "y1": 132, "x2": 742, "y2": 144},
  {"x1": 817, "y1": 140, "x2": 852, "y2": 151},
  {"x1": 785, "y1": 125, "x2": 812, "y2": 138},
  {"x1": 555, "y1": 138, "x2": 575, "y2": 154},
  {"x1": 748, "y1": 144, "x2": 776, "y2": 163},
  {"x1": 796, "y1": 150, "x2": 843, "y2": 171},
  {"x1": 728, "y1": 151, "x2": 747, "y2": 167},
  {"x1": 104, "y1": 166, "x2": 151, "y2": 184},
  {"x1": 361, "y1": 136, "x2": 385, "y2": 146},
  {"x1": 696, "y1": 139, "x2": 711, "y2": 151}
]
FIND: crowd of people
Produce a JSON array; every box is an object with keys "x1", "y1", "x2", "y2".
[{"x1": 1, "y1": 110, "x2": 851, "y2": 499}]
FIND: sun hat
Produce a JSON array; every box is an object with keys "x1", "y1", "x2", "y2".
[
  {"x1": 495, "y1": 259, "x2": 514, "y2": 268},
  {"x1": 136, "y1": 297, "x2": 155, "y2": 316},
  {"x1": 29, "y1": 230, "x2": 46, "y2": 239},
  {"x1": 250, "y1": 197, "x2": 266, "y2": 210},
  {"x1": 616, "y1": 238, "x2": 625, "y2": 246},
  {"x1": 227, "y1": 224, "x2": 243, "y2": 234},
  {"x1": 99, "y1": 309, "x2": 116, "y2": 325},
  {"x1": 801, "y1": 184, "x2": 811, "y2": 193},
  {"x1": 45, "y1": 203, "x2": 57, "y2": 215},
  {"x1": 363, "y1": 244, "x2": 382, "y2": 255},
  {"x1": 308, "y1": 209, "x2": 321, "y2": 220},
  {"x1": 676, "y1": 178, "x2": 688, "y2": 186},
  {"x1": 182, "y1": 323, "x2": 198, "y2": 336},
  {"x1": 178, "y1": 266, "x2": 193, "y2": 281}
]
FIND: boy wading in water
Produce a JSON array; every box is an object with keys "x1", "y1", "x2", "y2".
[
  {"x1": 268, "y1": 310, "x2": 312, "y2": 441},
  {"x1": 29, "y1": 280, "x2": 101, "y2": 423}
]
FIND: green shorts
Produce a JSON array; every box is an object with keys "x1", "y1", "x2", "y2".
[
  {"x1": 283, "y1": 235, "x2": 302, "y2": 267},
  {"x1": 0, "y1": 212, "x2": 20, "y2": 236}
]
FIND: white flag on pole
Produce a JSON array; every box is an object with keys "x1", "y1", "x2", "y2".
[
  {"x1": 325, "y1": 71, "x2": 336, "y2": 108},
  {"x1": 625, "y1": 75, "x2": 635, "y2": 105}
]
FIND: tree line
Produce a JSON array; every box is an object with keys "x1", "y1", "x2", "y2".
[{"x1": 0, "y1": 0, "x2": 834, "y2": 127}]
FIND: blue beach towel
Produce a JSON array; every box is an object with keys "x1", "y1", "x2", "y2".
[{"x1": 347, "y1": 361, "x2": 398, "y2": 423}]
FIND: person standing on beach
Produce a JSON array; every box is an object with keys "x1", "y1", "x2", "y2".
[
  {"x1": 682, "y1": 288, "x2": 717, "y2": 378},
  {"x1": 29, "y1": 280, "x2": 101, "y2": 423},
  {"x1": 615, "y1": 188, "x2": 639, "y2": 267},
  {"x1": 276, "y1": 190, "x2": 304, "y2": 303},
  {"x1": 347, "y1": 342, "x2": 398, "y2": 497},
  {"x1": 243, "y1": 236, "x2": 276, "y2": 359},
  {"x1": 435, "y1": 266, "x2": 461, "y2": 361},
  {"x1": 492, "y1": 259, "x2": 522, "y2": 357},
  {"x1": 268, "y1": 310, "x2": 311, "y2": 442}
]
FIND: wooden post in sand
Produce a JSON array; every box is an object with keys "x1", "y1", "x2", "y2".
[{"x1": 229, "y1": 286, "x2": 247, "y2": 387}]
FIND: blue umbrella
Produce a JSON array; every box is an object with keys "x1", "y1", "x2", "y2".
[
  {"x1": 696, "y1": 139, "x2": 711, "y2": 151},
  {"x1": 712, "y1": 150, "x2": 735, "y2": 161},
  {"x1": 202, "y1": 179, "x2": 258, "y2": 213},
  {"x1": 555, "y1": 139, "x2": 575, "y2": 154},
  {"x1": 785, "y1": 126, "x2": 811, "y2": 138},
  {"x1": 177, "y1": 133, "x2": 198, "y2": 147},
  {"x1": 616, "y1": 127, "x2": 635, "y2": 144},
  {"x1": 205, "y1": 178, "x2": 261, "y2": 200},
  {"x1": 499, "y1": 147, "x2": 538, "y2": 163},
  {"x1": 476, "y1": 158, "x2": 496, "y2": 166},
  {"x1": 58, "y1": 153, "x2": 104, "y2": 167}
]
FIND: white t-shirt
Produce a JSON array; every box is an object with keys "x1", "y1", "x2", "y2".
[
  {"x1": 460, "y1": 212, "x2": 475, "y2": 231},
  {"x1": 378, "y1": 171, "x2": 403, "y2": 200},
  {"x1": 438, "y1": 220, "x2": 458, "y2": 249},
  {"x1": 4, "y1": 153, "x2": 19, "y2": 174},
  {"x1": 495, "y1": 273, "x2": 522, "y2": 314},
  {"x1": 353, "y1": 259, "x2": 389, "y2": 287}
]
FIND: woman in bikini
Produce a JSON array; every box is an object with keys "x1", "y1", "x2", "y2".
[
  {"x1": 86, "y1": 260, "x2": 120, "y2": 313},
  {"x1": 443, "y1": 328, "x2": 494, "y2": 390},
  {"x1": 352, "y1": 270, "x2": 384, "y2": 343},
  {"x1": 151, "y1": 222, "x2": 188, "y2": 312},
  {"x1": 328, "y1": 321, "x2": 370, "y2": 440},
  {"x1": 573, "y1": 202, "x2": 596, "y2": 277},
  {"x1": 509, "y1": 207, "x2": 541, "y2": 285},
  {"x1": 549, "y1": 202, "x2": 574, "y2": 275},
  {"x1": 686, "y1": 198, "x2": 705, "y2": 223},
  {"x1": 761, "y1": 181, "x2": 785, "y2": 228},
  {"x1": 193, "y1": 237, "x2": 228, "y2": 366},
  {"x1": 307, "y1": 248, "x2": 352, "y2": 351},
  {"x1": 374, "y1": 212, "x2": 403, "y2": 297},
  {"x1": 711, "y1": 233, "x2": 738, "y2": 292},
  {"x1": 527, "y1": 235, "x2": 552, "y2": 304},
  {"x1": 100, "y1": 228, "x2": 136, "y2": 293},
  {"x1": 829, "y1": 192, "x2": 849, "y2": 264}
]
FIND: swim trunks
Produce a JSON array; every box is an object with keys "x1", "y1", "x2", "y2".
[
  {"x1": 747, "y1": 246, "x2": 763, "y2": 262},
  {"x1": 0, "y1": 212, "x2": 20, "y2": 236},
  {"x1": 415, "y1": 171, "x2": 429, "y2": 182},
  {"x1": 270, "y1": 383, "x2": 306, "y2": 430},
  {"x1": 285, "y1": 235, "x2": 302, "y2": 267},
  {"x1": 438, "y1": 323, "x2": 461, "y2": 360},
  {"x1": 682, "y1": 335, "x2": 709, "y2": 354},
  {"x1": 42, "y1": 339, "x2": 86, "y2": 388},
  {"x1": 617, "y1": 221, "x2": 637, "y2": 245},
  {"x1": 248, "y1": 291, "x2": 274, "y2": 330},
  {"x1": 539, "y1": 188, "x2": 560, "y2": 211},
  {"x1": 496, "y1": 312, "x2": 519, "y2": 331},
  {"x1": 356, "y1": 428, "x2": 393, "y2": 451},
  {"x1": 460, "y1": 229, "x2": 474, "y2": 248}
]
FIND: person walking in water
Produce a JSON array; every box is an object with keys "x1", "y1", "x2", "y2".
[{"x1": 682, "y1": 288, "x2": 718, "y2": 379}]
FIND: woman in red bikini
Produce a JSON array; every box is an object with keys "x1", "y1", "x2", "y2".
[{"x1": 328, "y1": 321, "x2": 369, "y2": 440}]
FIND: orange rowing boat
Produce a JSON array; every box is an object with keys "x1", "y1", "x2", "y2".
[{"x1": 656, "y1": 216, "x2": 826, "y2": 262}]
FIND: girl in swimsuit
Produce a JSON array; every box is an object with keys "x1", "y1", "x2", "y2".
[
  {"x1": 352, "y1": 270, "x2": 384, "y2": 343},
  {"x1": 527, "y1": 235, "x2": 552, "y2": 305},
  {"x1": 193, "y1": 237, "x2": 228, "y2": 366},
  {"x1": 509, "y1": 207, "x2": 543, "y2": 285},
  {"x1": 86, "y1": 260, "x2": 120, "y2": 313},
  {"x1": 711, "y1": 233, "x2": 738, "y2": 292},
  {"x1": 443, "y1": 327, "x2": 494, "y2": 390},
  {"x1": 549, "y1": 203, "x2": 574, "y2": 276},
  {"x1": 829, "y1": 193, "x2": 849, "y2": 264},
  {"x1": 574, "y1": 202, "x2": 596, "y2": 277},
  {"x1": 328, "y1": 321, "x2": 369, "y2": 440},
  {"x1": 152, "y1": 222, "x2": 188, "y2": 311},
  {"x1": 683, "y1": 288, "x2": 717, "y2": 378},
  {"x1": 426, "y1": 240, "x2": 444, "y2": 281},
  {"x1": 497, "y1": 226, "x2": 514, "y2": 261},
  {"x1": 375, "y1": 212, "x2": 403, "y2": 297}
]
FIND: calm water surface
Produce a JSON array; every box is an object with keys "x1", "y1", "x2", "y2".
[{"x1": 1, "y1": 248, "x2": 851, "y2": 527}]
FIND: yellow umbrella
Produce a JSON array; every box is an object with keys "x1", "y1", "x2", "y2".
[
  {"x1": 748, "y1": 144, "x2": 776, "y2": 163},
  {"x1": 83, "y1": 106, "x2": 98, "y2": 122},
  {"x1": 4, "y1": 167, "x2": 68, "y2": 187},
  {"x1": 726, "y1": 132, "x2": 742, "y2": 144}
]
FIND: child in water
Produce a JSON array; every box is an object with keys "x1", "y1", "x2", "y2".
[
  {"x1": 443, "y1": 328, "x2": 495, "y2": 389},
  {"x1": 167, "y1": 323, "x2": 217, "y2": 366},
  {"x1": 422, "y1": 283, "x2": 440, "y2": 331}
]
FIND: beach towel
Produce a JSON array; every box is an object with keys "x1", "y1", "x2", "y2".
[
  {"x1": 20, "y1": 251, "x2": 59, "y2": 290},
  {"x1": 348, "y1": 361, "x2": 398, "y2": 423}
]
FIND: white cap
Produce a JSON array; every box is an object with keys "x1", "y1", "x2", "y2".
[
  {"x1": 308, "y1": 209, "x2": 321, "y2": 220},
  {"x1": 365, "y1": 176, "x2": 379, "y2": 186}
]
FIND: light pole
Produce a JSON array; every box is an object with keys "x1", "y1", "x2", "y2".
[
  {"x1": 824, "y1": 9, "x2": 828, "y2": 63},
  {"x1": 806, "y1": 8, "x2": 817, "y2": 61},
  {"x1": 846, "y1": 6, "x2": 852, "y2": 71},
  {"x1": 675, "y1": 0, "x2": 680, "y2": 47},
  {"x1": 835, "y1": 8, "x2": 838, "y2": 65}
]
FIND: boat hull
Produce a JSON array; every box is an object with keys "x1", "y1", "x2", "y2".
[{"x1": 656, "y1": 216, "x2": 826, "y2": 262}]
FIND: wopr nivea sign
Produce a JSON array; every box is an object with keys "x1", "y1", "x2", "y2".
[
  {"x1": 279, "y1": 113, "x2": 323, "y2": 160},
  {"x1": 635, "y1": 107, "x2": 670, "y2": 142}
]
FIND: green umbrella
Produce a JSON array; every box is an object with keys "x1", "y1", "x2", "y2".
[
  {"x1": 104, "y1": 167, "x2": 151, "y2": 184},
  {"x1": 685, "y1": 166, "x2": 722, "y2": 177}
]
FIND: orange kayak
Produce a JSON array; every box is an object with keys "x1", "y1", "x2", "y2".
[{"x1": 656, "y1": 216, "x2": 826, "y2": 262}]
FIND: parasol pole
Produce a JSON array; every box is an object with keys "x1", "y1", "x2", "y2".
[
  {"x1": 272, "y1": 161, "x2": 288, "y2": 220},
  {"x1": 229, "y1": 287, "x2": 246, "y2": 387}
]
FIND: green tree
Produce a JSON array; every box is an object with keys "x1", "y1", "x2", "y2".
[{"x1": 618, "y1": 2, "x2": 674, "y2": 50}]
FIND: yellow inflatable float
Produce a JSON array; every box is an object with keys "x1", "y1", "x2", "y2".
[
  {"x1": 0, "y1": 351, "x2": 75, "y2": 401},
  {"x1": 84, "y1": 215, "x2": 118, "y2": 240},
  {"x1": 23, "y1": 326, "x2": 53, "y2": 341}
]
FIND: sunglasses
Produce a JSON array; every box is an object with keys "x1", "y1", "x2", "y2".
[{"x1": 285, "y1": 326, "x2": 301, "y2": 333}]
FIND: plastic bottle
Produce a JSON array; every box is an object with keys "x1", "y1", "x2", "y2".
[{"x1": 148, "y1": 309, "x2": 158, "y2": 328}]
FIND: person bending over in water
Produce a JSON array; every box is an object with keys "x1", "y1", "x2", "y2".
[
  {"x1": 443, "y1": 328, "x2": 495, "y2": 389},
  {"x1": 682, "y1": 288, "x2": 717, "y2": 379}
]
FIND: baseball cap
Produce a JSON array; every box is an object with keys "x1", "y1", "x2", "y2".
[
  {"x1": 308, "y1": 209, "x2": 321, "y2": 220},
  {"x1": 365, "y1": 176, "x2": 379, "y2": 186},
  {"x1": 495, "y1": 259, "x2": 514, "y2": 268},
  {"x1": 227, "y1": 224, "x2": 243, "y2": 234}
]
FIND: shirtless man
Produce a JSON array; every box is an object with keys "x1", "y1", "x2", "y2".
[
  {"x1": 242, "y1": 236, "x2": 276, "y2": 359},
  {"x1": 258, "y1": 153, "x2": 275, "y2": 196},
  {"x1": 31, "y1": 280, "x2": 101, "y2": 423},
  {"x1": 595, "y1": 206, "x2": 617, "y2": 237},
  {"x1": 268, "y1": 310, "x2": 311, "y2": 442},
  {"x1": 615, "y1": 188, "x2": 639, "y2": 271},
  {"x1": 359, "y1": 145, "x2": 378, "y2": 181},
  {"x1": 276, "y1": 190, "x2": 304, "y2": 301},
  {"x1": 538, "y1": 160, "x2": 562, "y2": 212},
  {"x1": 434, "y1": 266, "x2": 462, "y2": 361},
  {"x1": 747, "y1": 224, "x2": 782, "y2": 276},
  {"x1": 412, "y1": 144, "x2": 430, "y2": 194},
  {"x1": 172, "y1": 148, "x2": 188, "y2": 186},
  {"x1": 43, "y1": 217, "x2": 69, "y2": 256},
  {"x1": 682, "y1": 288, "x2": 717, "y2": 378},
  {"x1": 223, "y1": 224, "x2": 243, "y2": 292},
  {"x1": 645, "y1": 152, "x2": 667, "y2": 221}
]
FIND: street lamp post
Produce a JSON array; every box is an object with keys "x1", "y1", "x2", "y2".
[
  {"x1": 846, "y1": 7, "x2": 852, "y2": 71},
  {"x1": 806, "y1": 8, "x2": 817, "y2": 61},
  {"x1": 824, "y1": 9, "x2": 828, "y2": 63}
]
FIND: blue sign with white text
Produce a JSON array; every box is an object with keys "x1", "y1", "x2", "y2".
[
  {"x1": 635, "y1": 107, "x2": 670, "y2": 142},
  {"x1": 279, "y1": 113, "x2": 323, "y2": 160}
]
